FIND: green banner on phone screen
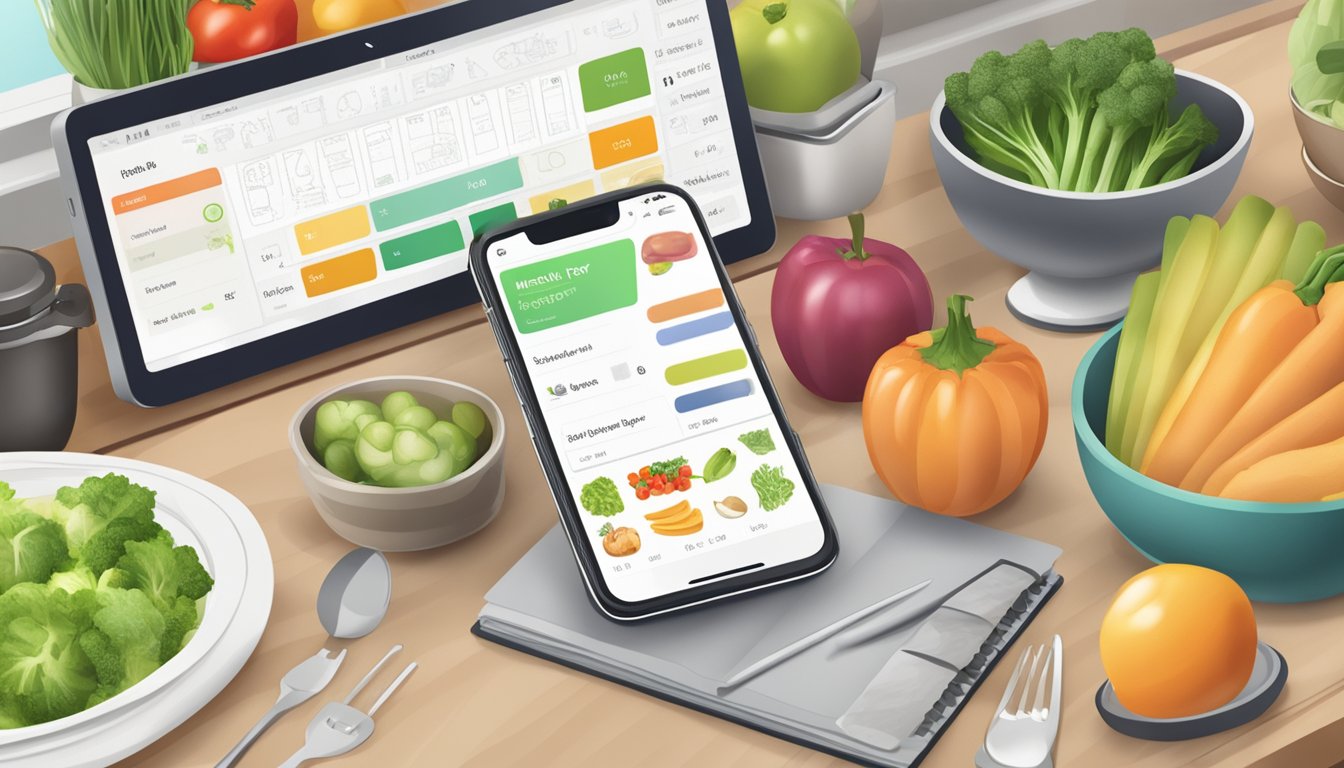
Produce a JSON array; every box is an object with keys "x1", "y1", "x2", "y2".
[{"x1": 500, "y1": 239, "x2": 637, "y2": 333}]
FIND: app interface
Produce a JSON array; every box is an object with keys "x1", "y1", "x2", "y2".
[
  {"x1": 86, "y1": 0, "x2": 748, "y2": 372},
  {"x1": 490, "y1": 195, "x2": 825, "y2": 603}
]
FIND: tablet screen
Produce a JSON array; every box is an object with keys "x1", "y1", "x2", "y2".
[{"x1": 84, "y1": 0, "x2": 749, "y2": 373}]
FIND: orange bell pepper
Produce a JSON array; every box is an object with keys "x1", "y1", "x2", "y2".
[
  {"x1": 1220, "y1": 435, "x2": 1344, "y2": 503},
  {"x1": 1180, "y1": 248, "x2": 1344, "y2": 491},
  {"x1": 861, "y1": 295, "x2": 1048, "y2": 517}
]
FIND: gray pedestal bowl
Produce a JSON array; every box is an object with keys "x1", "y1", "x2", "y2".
[{"x1": 930, "y1": 71, "x2": 1253, "y2": 330}]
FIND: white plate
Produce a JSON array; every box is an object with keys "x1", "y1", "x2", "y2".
[{"x1": 0, "y1": 452, "x2": 273, "y2": 767}]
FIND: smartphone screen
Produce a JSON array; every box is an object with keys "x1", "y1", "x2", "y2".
[{"x1": 481, "y1": 191, "x2": 831, "y2": 606}]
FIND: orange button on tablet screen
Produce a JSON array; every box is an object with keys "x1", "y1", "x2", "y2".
[
  {"x1": 589, "y1": 116, "x2": 658, "y2": 170},
  {"x1": 301, "y1": 248, "x2": 377, "y2": 297},
  {"x1": 111, "y1": 168, "x2": 222, "y2": 215}
]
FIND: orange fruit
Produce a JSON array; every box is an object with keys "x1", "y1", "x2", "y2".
[{"x1": 1099, "y1": 564, "x2": 1257, "y2": 719}]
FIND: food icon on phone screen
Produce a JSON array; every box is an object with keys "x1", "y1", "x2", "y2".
[{"x1": 641, "y1": 231, "x2": 698, "y2": 275}]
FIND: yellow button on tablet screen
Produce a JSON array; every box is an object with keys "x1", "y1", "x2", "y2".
[{"x1": 295, "y1": 205, "x2": 372, "y2": 256}]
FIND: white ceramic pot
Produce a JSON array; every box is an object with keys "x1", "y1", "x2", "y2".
[
  {"x1": 753, "y1": 79, "x2": 897, "y2": 221},
  {"x1": 70, "y1": 63, "x2": 199, "y2": 105},
  {"x1": 70, "y1": 79, "x2": 118, "y2": 105}
]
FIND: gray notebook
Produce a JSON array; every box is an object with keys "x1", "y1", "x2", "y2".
[{"x1": 473, "y1": 484, "x2": 1062, "y2": 768}]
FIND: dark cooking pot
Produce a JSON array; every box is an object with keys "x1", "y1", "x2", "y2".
[{"x1": 0, "y1": 247, "x2": 94, "y2": 451}]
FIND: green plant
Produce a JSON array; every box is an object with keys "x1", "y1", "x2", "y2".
[
  {"x1": 943, "y1": 29, "x2": 1218, "y2": 193},
  {"x1": 34, "y1": 0, "x2": 195, "y2": 90}
]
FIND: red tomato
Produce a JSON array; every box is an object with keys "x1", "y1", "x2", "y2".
[{"x1": 188, "y1": 0, "x2": 299, "y2": 63}]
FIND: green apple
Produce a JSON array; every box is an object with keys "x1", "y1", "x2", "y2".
[{"x1": 730, "y1": 0, "x2": 860, "y2": 113}]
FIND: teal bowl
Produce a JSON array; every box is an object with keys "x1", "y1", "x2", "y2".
[{"x1": 1073, "y1": 325, "x2": 1344, "y2": 602}]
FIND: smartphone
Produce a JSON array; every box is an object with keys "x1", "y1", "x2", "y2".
[{"x1": 469, "y1": 184, "x2": 838, "y2": 620}]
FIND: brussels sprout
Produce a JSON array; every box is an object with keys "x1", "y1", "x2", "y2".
[
  {"x1": 355, "y1": 421, "x2": 464, "y2": 487},
  {"x1": 323, "y1": 439, "x2": 364, "y2": 482},
  {"x1": 380, "y1": 391, "x2": 419, "y2": 423},
  {"x1": 393, "y1": 405, "x2": 437, "y2": 432},
  {"x1": 450, "y1": 401, "x2": 492, "y2": 453},
  {"x1": 429, "y1": 420, "x2": 478, "y2": 468},
  {"x1": 313, "y1": 399, "x2": 382, "y2": 452}
]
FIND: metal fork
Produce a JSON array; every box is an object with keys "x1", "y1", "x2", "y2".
[
  {"x1": 216, "y1": 648, "x2": 348, "y2": 768},
  {"x1": 983, "y1": 635, "x2": 1063, "y2": 768}
]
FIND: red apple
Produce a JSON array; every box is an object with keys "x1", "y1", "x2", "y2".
[{"x1": 771, "y1": 213, "x2": 933, "y2": 401}]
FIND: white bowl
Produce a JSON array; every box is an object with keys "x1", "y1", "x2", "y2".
[
  {"x1": 0, "y1": 452, "x2": 271, "y2": 767},
  {"x1": 930, "y1": 70, "x2": 1253, "y2": 329}
]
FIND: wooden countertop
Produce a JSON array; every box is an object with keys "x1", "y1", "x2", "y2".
[{"x1": 29, "y1": 1, "x2": 1344, "y2": 765}]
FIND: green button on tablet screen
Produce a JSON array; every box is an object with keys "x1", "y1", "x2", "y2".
[
  {"x1": 371, "y1": 158, "x2": 523, "y2": 232},
  {"x1": 501, "y1": 239, "x2": 637, "y2": 333},
  {"x1": 578, "y1": 48, "x2": 651, "y2": 112},
  {"x1": 379, "y1": 220, "x2": 465, "y2": 271},
  {"x1": 469, "y1": 202, "x2": 517, "y2": 237}
]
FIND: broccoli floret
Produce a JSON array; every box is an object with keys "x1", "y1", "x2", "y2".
[
  {"x1": 96, "y1": 568, "x2": 133, "y2": 591},
  {"x1": 48, "y1": 568, "x2": 98, "y2": 595},
  {"x1": 946, "y1": 49, "x2": 1060, "y2": 189},
  {"x1": 1080, "y1": 57, "x2": 1177, "y2": 192},
  {"x1": 158, "y1": 595, "x2": 201, "y2": 663},
  {"x1": 79, "y1": 587, "x2": 164, "y2": 699},
  {"x1": 0, "y1": 584, "x2": 97, "y2": 725},
  {"x1": 0, "y1": 511, "x2": 71, "y2": 593},
  {"x1": 52, "y1": 474, "x2": 156, "y2": 556},
  {"x1": 172, "y1": 547, "x2": 214, "y2": 601},
  {"x1": 1124, "y1": 104, "x2": 1219, "y2": 189},
  {"x1": 1039, "y1": 30, "x2": 1154, "y2": 188},
  {"x1": 945, "y1": 28, "x2": 1213, "y2": 193},
  {"x1": 116, "y1": 539, "x2": 214, "y2": 611},
  {"x1": 80, "y1": 515, "x2": 166, "y2": 576}
]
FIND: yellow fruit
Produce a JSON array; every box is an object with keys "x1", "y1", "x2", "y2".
[
  {"x1": 1099, "y1": 564, "x2": 1257, "y2": 719},
  {"x1": 651, "y1": 509, "x2": 704, "y2": 535},
  {"x1": 312, "y1": 0, "x2": 407, "y2": 33},
  {"x1": 644, "y1": 500, "x2": 690, "y2": 521}
]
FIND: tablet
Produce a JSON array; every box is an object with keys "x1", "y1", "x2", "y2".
[{"x1": 52, "y1": 0, "x2": 773, "y2": 406}]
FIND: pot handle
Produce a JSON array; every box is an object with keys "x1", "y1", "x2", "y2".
[{"x1": 15, "y1": 284, "x2": 95, "y2": 338}]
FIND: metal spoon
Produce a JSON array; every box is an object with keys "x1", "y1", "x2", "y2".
[{"x1": 316, "y1": 548, "x2": 392, "y2": 639}]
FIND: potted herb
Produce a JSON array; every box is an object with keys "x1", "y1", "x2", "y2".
[{"x1": 34, "y1": 0, "x2": 194, "y2": 103}]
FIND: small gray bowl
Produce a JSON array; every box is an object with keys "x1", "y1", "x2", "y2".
[
  {"x1": 1291, "y1": 86, "x2": 1344, "y2": 183},
  {"x1": 289, "y1": 376, "x2": 506, "y2": 551},
  {"x1": 930, "y1": 70, "x2": 1253, "y2": 330}
]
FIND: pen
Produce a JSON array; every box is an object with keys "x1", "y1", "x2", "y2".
[{"x1": 718, "y1": 578, "x2": 932, "y2": 693}]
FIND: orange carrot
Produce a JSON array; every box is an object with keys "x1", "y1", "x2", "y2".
[
  {"x1": 1140, "y1": 283, "x2": 1316, "y2": 486},
  {"x1": 1182, "y1": 250, "x2": 1344, "y2": 491},
  {"x1": 1202, "y1": 379, "x2": 1344, "y2": 495},
  {"x1": 1326, "y1": 492, "x2": 1344, "y2": 502},
  {"x1": 1220, "y1": 435, "x2": 1344, "y2": 503}
]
